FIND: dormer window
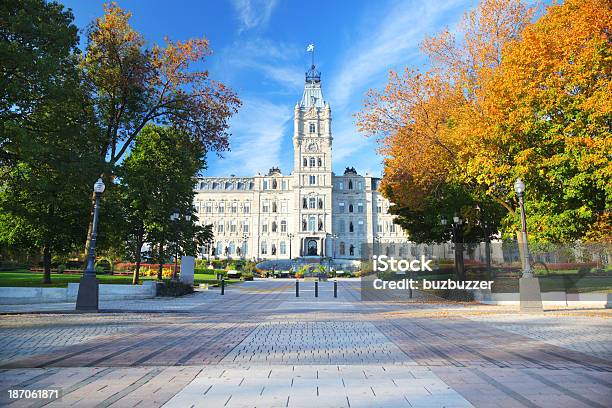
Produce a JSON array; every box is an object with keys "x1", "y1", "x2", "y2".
[{"x1": 309, "y1": 123, "x2": 316, "y2": 133}]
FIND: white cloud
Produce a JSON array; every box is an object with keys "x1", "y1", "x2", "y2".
[
  {"x1": 328, "y1": 0, "x2": 469, "y2": 164},
  {"x1": 231, "y1": 0, "x2": 278, "y2": 31},
  {"x1": 212, "y1": 97, "x2": 291, "y2": 176},
  {"x1": 217, "y1": 38, "x2": 304, "y2": 91}
]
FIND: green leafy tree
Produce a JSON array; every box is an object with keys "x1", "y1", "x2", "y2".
[
  {"x1": 384, "y1": 182, "x2": 506, "y2": 244},
  {"x1": 0, "y1": 0, "x2": 103, "y2": 283},
  {"x1": 118, "y1": 124, "x2": 209, "y2": 283},
  {"x1": 79, "y1": 3, "x2": 240, "y2": 255}
]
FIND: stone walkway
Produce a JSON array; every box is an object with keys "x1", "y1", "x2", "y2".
[{"x1": 0, "y1": 280, "x2": 610, "y2": 407}]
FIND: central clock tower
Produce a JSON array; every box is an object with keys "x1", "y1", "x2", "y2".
[{"x1": 291, "y1": 63, "x2": 333, "y2": 257}]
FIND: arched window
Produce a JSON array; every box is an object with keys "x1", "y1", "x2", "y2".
[
  {"x1": 261, "y1": 241, "x2": 267, "y2": 255},
  {"x1": 349, "y1": 222, "x2": 354, "y2": 233},
  {"x1": 271, "y1": 244, "x2": 277, "y2": 255},
  {"x1": 302, "y1": 218, "x2": 307, "y2": 231},
  {"x1": 310, "y1": 157, "x2": 315, "y2": 167},
  {"x1": 237, "y1": 182, "x2": 243, "y2": 190},
  {"x1": 272, "y1": 221, "x2": 277, "y2": 232},
  {"x1": 318, "y1": 198, "x2": 323, "y2": 209},
  {"x1": 309, "y1": 123, "x2": 316, "y2": 133},
  {"x1": 272, "y1": 202, "x2": 278, "y2": 212},
  {"x1": 309, "y1": 197, "x2": 316, "y2": 209},
  {"x1": 317, "y1": 158, "x2": 322, "y2": 167},
  {"x1": 272, "y1": 179, "x2": 278, "y2": 189},
  {"x1": 242, "y1": 241, "x2": 248, "y2": 256},
  {"x1": 339, "y1": 242, "x2": 346, "y2": 255},
  {"x1": 348, "y1": 180, "x2": 353, "y2": 189},
  {"x1": 280, "y1": 241, "x2": 286, "y2": 254},
  {"x1": 303, "y1": 158, "x2": 308, "y2": 167},
  {"x1": 228, "y1": 242, "x2": 235, "y2": 255},
  {"x1": 280, "y1": 220, "x2": 287, "y2": 232},
  {"x1": 318, "y1": 218, "x2": 323, "y2": 231},
  {"x1": 348, "y1": 203, "x2": 354, "y2": 213},
  {"x1": 212, "y1": 182, "x2": 219, "y2": 189},
  {"x1": 302, "y1": 198, "x2": 308, "y2": 209},
  {"x1": 349, "y1": 245, "x2": 355, "y2": 256}
]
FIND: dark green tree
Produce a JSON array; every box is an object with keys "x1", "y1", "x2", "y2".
[
  {"x1": 0, "y1": 0, "x2": 103, "y2": 283},
  {"x1": 118, "y1": 124, "x2": 210, "y2": 283},
  {"x1": 384, "y1": 182, "x2": 505, "y2": 244}
]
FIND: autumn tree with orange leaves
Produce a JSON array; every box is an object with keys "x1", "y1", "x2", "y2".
[
  {"x1": 80, "y1": 3, "x2": 240, "y2": 254},
  {"x1": 357, "y1": 0, "x2": 611, "y2": 243},
  {"x1": 83, "y1": 3, "x2": 240, "y2": 168}
]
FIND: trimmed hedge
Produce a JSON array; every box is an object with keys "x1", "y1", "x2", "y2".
[{"x1": 157, "y1": 280, "x2": 194, "y2": 297}]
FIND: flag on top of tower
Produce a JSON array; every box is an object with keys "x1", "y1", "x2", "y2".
[{"x1": 306, "y1": 43, "x2": 314, "y2": 52}]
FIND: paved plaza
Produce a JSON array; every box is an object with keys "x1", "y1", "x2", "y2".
[{"x1": 0, "y1": 280, "x2": 610, "y2": 407}]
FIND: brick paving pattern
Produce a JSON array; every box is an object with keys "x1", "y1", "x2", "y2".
[{"x1": 0, "y1": 280, "x2": 609, "y2": 407}]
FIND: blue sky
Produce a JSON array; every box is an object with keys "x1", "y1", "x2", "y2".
[{"x1": 61, "y1": 0, "x2": 477, "y2": 177}]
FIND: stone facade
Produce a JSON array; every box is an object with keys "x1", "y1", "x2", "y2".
[{"x1": 193, "y1": 63, "x2": 407, "y2": 260}]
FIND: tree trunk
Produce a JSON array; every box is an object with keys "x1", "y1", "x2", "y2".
[
  {"x1": 42, "y1": 244, "x2": 51, "y2": 284},
  {"x1": 157, "y1": 241, "x2": 164, "y2": 280},
  {"x1": 132, "y1": 236, "x2": 143, "y2": 285}
]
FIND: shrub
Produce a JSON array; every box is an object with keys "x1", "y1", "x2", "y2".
[
  {"x1": 242, "y1": 272, "x2": 254, "y2": 281},
  {"x1": 157, "y1": 280, "x2": 193, "y2": 297},
  {"x1": 57, "y1": 264, "x2": 66, "y2": 274}
]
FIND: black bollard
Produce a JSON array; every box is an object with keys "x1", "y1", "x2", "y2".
[
  {"x1": 221, "y1": 278, "x2": 225, "y2": 295},
  {"x1": 315, "y1": 281, "x2": 318, "y2": 297},
  {"x1": 334, "y1": 280, "x2": 338, "y2": 298},
  {"x1": 296, "y1": 279, "x2": 299, "y2": 297}
]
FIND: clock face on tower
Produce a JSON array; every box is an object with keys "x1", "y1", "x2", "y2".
[{"x1": 307, "y1": 142, "x2": 318, "y2": 152}]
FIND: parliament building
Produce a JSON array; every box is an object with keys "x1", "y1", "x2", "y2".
[{"x1": 193, "y1": 63, "x2": 407, "y2": 261}]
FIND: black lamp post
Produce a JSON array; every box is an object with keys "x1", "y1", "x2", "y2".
[
  {"x1": 476, "y1": 205, "x2": 492, "y2": 271},
  {"x1": 288, "y1": 233, "x2": 294, "y2": 260},
  {"x1": 242, "y1": 233, "x2": 248, "y2": 260},
  {"x1": 441, "y1": 213, "x2": 465, "y2": 281},
  {"x1": 332, "y1": 233, "x2": 338, "y2": 259},
  {"x1": 514, "y1": 177, "x2": 532, "y2": 278},
  {"x1": 513, "y1": 177, "x2": 542, "y2": 312},
  {"x1": 76, "y1": 178, "x2": 105, "y2": 311}
]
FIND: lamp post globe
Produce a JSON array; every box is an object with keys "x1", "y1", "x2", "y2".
[
  {"x1": 93, "y1": 178, "x2": 105, "y2": 193},
  {"x1": 514, "y1": 177, "x2": 525, "y2": 196},
  {"x1": 453, "y1": 213, "x2": 461, "y2": 224}
]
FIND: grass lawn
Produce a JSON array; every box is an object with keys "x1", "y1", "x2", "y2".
[{"x1": 0, "y1": 269, "x2": 240, "y2": 288}]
